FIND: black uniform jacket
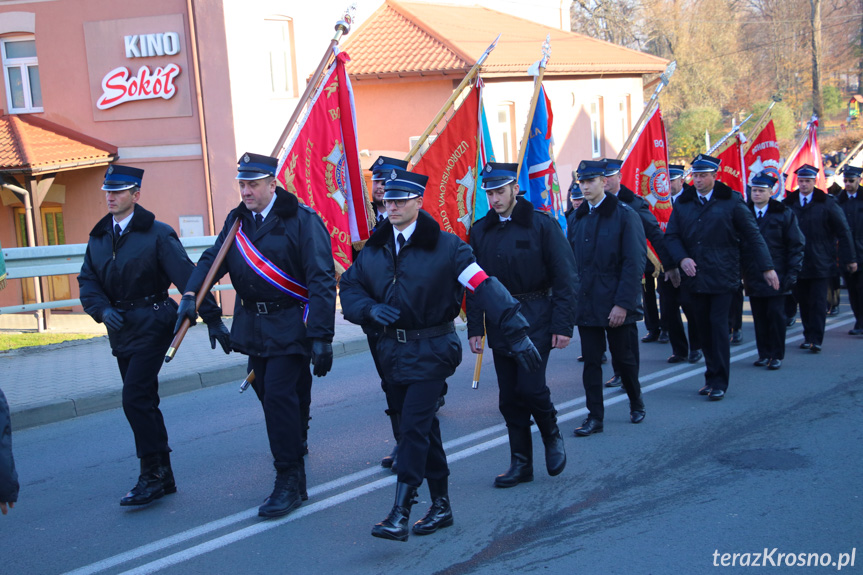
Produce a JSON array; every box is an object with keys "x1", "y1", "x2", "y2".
[
  {"x1": 743, "y1": 200, "x2": 805, "y2": 297},
  {"x1": 836, "y1": 186, "x2": 863, "y2": 265},
  {"x1": 617, "y1": 184, "x2": 674, "y2": 269},
  {"x1": 568, "y1": 193, "x2": 646, "y2": 327},
  {"x1": 186, "y1": 188, "x2": 336, "y2": 357},
  {"x1": 78, "y1": 204, "x2": 218, "y2": 356},
  {"x1": 340, "y1": 210, "x2": 527, "y2": 384},
  {"x1": 466, "y1": 197, "x2": 576, "y2": 353},
  {"x1": 665, "y1": 181, "x2": 773, "y2": 294},
  {"x1": 783, "y1": 188, "x2": 856, "y2": 279},
  {"x1": 0, "y1": 388, "x2": 18, "y2": 505}
]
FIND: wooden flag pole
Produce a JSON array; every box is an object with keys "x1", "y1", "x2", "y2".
[
  {"x1": 515, "y1": 35, "x2": 551, "y2": 178},
  {"x1": 743, "y1": 95, "x2": 781, "y2": 155},
  {"x1": 781, "y1": 117, "x2": 817, "y2": 175},
  {"x1": 271, "y1": 8, "x2": 354, "y2": 157},
  {"x1": 833, "y1": 135, "x2": 863, "y2": 174},
  {"x1": 405, "y1": 34, "x2": 500, "y2": 164},
  {"x1": 618, "y1": 61, "x2": 677, "y2": 161}
]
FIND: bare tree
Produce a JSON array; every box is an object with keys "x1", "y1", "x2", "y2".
[{"x1": 811, "y1": 0, "x2": 824, "y2": 117}]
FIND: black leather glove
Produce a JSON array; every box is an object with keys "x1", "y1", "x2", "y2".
[
  {"x1": 511, "y1": 334, "x2": 542, "y2": 373},
  {"x1": 101, "y1": 307, "x2": 125, "y2": 331},
  {"x1": 174, "y1": 294, "x2": 198, "y2": 334},
  {"x1": 206, "y1": 320, "x2": 231, "y2": 354},
  {"x1": 311, "y1": 339, "x2": 333, "y2": 377},
  {"x1": 368, "y1": 304, "x2": 400, "y2": 326}
]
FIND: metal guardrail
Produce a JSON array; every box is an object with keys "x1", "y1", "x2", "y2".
[{"x1": 0, "y1": 237, "x2": 234, "y2": 315}]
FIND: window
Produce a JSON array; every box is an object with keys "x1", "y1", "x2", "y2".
[
  {"x1": 619, "y1": 97, "x2": 630, "y2": 143},
  {"x1": 265, "y1": 18, "x2": 298, "y2": 97},
  {"x1": 496, "y1": 103, "x2": 515, "y2": 162},
  {"x1": 2, "y1": 36, "x2": 42, "y2": 113},
  {"x1": 590, "y1": 98, "x2": 604, "y2": 158}
]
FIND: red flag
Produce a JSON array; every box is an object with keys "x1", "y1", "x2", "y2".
[
  {"x1": 744, "y1": 119, "x2": 784, "y2": 200},
  {"x1": 621, "y1": 106, "x2": 672, "y2": 231},
  {"x1": 412, "y1": 86, "x2": 481, "y2": 242},
  {"x1": 784, "y1": 118, "x2": 827, "y2": 192},
  {"x1": 715, "y1": 134, "x2": 746, "y2": 197},
  {"x1": 276, "y1": 51, "x2": 371, "y2": 274}
]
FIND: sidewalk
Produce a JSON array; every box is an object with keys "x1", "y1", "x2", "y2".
[{"x1": 0, "y1": 313, "x2": 373, "y2": 431}]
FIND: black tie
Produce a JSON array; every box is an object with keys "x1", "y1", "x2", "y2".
[
  {"x1": 757, "y1": 211, "x2": 763, "y2": 220},
  {"x1": 378, "y1": 213, "x2": 385, "y2": 223},
  {"x1": 397, "y1": 233, "x2": 406, "y2": 253},
  {"x1": 255, "y1": 213, "x2": 264, "y2": 230},
  {"x1": 803, "y1": 196, "x2": 808, "y2": 207},
  {"x1": 699, "y1": 196, "x2": 707, "y2": 206},
  {"x1": 114, "y1": 223, "x2": 122, "y2": 240}
]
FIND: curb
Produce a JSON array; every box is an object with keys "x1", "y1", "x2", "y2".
[{"x1": 10, "y1": 335, "x2": 373, "y2": 431}]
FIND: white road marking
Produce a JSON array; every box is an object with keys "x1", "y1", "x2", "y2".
[{"x1": 61, "y1": 317, "x2": 854, "y2": 575}]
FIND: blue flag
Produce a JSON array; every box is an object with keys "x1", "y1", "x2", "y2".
[
  {"x1": 472, "y1": 100, "x2": 496, "y2": 224},
  {"x1": 517, "y1": 84, "x2": 566, "y2": 233}
]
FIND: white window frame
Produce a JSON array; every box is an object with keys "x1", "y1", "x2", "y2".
[
  {"x1": 2, "y1": 35, "x2": 43, "y2": 114},
  {"x1": 264, "y1": 17, "x2": 298, "y2": 98},
  {"x1": 590, "y1": 98, "x2": 602, "y2": 158}
]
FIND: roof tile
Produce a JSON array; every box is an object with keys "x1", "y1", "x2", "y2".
[
  {"x1": 0, "y1": 114, "x2": 117, "y2": 173},
  {"x1": 344, "y1": 1, "x2": 667, "y2": 79}
]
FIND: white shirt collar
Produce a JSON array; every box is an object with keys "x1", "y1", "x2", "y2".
[
  {"x1": 255, "y1": 192, "x2": 278, "y2": 221},
  {"x1": 698, "y1": 189, "x2": 713, "y2": 203},
  {"x1": 755, "y1": 205, "x2": 768, "y2": 218},
  {"x1": 394, "y1": 219, "x2": 418, "y2": 254},
  {"x1": 113, "y1": 212, "x2": 134, "y2": 234},
  {"x1": 589, "y1": 195, "x2": 606, "y2": 211},
  {"x1": 671, "y1": 190, "x2": 683, "y2": 203},
  {"x1": 800, "y1": 192, "x2": 812, "y2": 206}
]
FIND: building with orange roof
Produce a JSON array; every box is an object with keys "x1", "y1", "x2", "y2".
[{"x1": 344, "y1": 1, "x2": 667, "y2": 186}]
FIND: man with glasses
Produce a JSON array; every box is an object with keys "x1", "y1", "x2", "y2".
[
  {"x1": 340, "y1": 167, "x2": 541, "y2": 542},
  {"x1": 835, "y1": 165, "x2": 863, "y2": 334}
]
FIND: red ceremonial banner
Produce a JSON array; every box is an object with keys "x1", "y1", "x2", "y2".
[
  {"x1": 744, "y1": 119, "x2": 784, "y2": 199},
  {"x1": 412, "y1": 86, "x2": 481, "y2": 242},
  {"x1": 276, "y1": 51, "x2": 371, "y2": 274},
  {"x1": 715, "y1": 135, "x2": 746, "y2": 197},
  {"x1": 621, "y1": 106, "x2": 672, "y2": 231},
  {"x1": 784, "y1": 119, "x2": 827, "y2": 192}
]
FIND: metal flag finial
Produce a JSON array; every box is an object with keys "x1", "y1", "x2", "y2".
[
  {"x1": 336, "y1": 3, "x2": 356, "y2": 35},
  {"x1": 541, "y1": 34, "x2": 551, "y2": 66}
]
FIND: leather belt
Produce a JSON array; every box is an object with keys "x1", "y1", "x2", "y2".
[
  {"x1": 240, "y1": 298, "x2": 303, "y2": 315},
  {"x1": 382, "y1": 322, "x2": 455, "y2": 343},
  {"x1": 511, "y1": 288, "x2": 551, "y2": 303},
  {"x1": 113, "y1": 292, "x2": 169, "y2": 310}
]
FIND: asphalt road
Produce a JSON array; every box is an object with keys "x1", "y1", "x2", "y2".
[{"x1": 2, "y1": 313, "x2": 861, "y2": 575}]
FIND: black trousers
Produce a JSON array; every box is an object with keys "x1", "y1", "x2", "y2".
[
  {"x1": 844, "y1": 270, "x2": 863, "y2": 328},
  {"x1": 117, "y1": 342, "x2": 172, "y2": 458},
  {"x1": 249, "y1": 354, "x2": 309, "y2": 469},
  {"x1": 388, "y1": 379, "x2": 449, "y2": 488},
  {"x1": 658, "y1": 278, "x2": 701, "y2": 357},
  {"x1": 692, "y1": 291, "x2": 734, "y2": 392},
  {"x1": 750, "y1": 295, "x2": 787, "y2": 360},
  {"x1": 785, "y1": 293, "x2": 798, "y2": 319},
  {"x1": 728, "y1": 285, "x2": 744, "y2": 331},
  {"x1": 367, "y1": 333, "x2": 399, "y2": 414},
  {"x1": 492, "y1": 349, "x2": 555, "y2": 429},
  {"x1": 579, "y1": 324, "x2": 643, "y2": 421},
  {"x1": 643, "y1": 273, "x2": 660, "y2": 334},
  {"x1": 794, "y1": 278, "x2": 830, "y2": 345}
]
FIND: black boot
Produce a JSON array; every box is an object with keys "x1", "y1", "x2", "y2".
[
  {"x1": 371, "y1": 482, "x2": 417, "y2": 542},
  {"x1": 298, "y1": 457, "x2": 308, "y2": 501},
  {"x1": 159, "y1": 452, "x2": 177, "y2": 495},
  {"x1": 494, "y1": 426, "x2": 534, "y2": 488},
  {"x1": 120, "y1": 454, "x2": 166, "y2": 506},
  {"x1": 258, "y1": 463, "x2": 302, "y2": 518},
  {"x1": 381, "y1": 410, "x2": 400, "y2": 470},
  {"x1": 534, "y1": 414, "x2": 567, "y2": 477},
  {"x1": 412, "y1": 477, "x2": 454, "y2": 535}
]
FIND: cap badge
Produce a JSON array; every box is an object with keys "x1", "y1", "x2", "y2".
[
  {"x1": 377, "y1": 158, "x2": 384, "y2": 165},
  {"x1": 107, "y1": 166, "x2": 114, "y2": 174},
  {"x1": 243, "y1": 154, "x2": 250, "y2": 163},
  {"x1": 390, "y1": 169, "x2": 398, "y2": 179},
  {"x1": 486, "y1": 164, "x2": 492, "y2": 173}
]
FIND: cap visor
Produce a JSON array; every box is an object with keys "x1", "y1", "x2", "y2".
[{"x1": 236, "y1": 171, "x2": 271, "y2": 181}]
